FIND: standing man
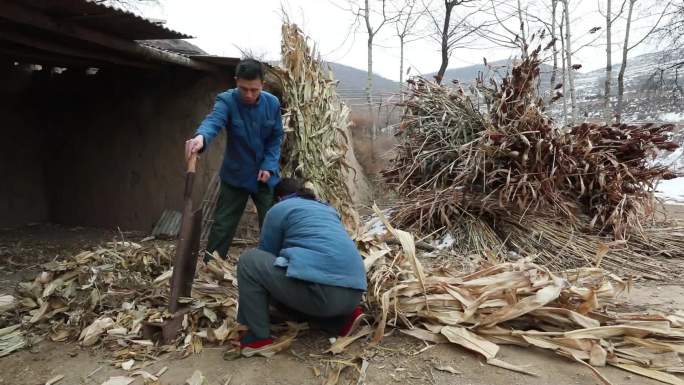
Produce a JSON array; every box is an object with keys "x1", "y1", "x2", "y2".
[{"x1": 185, "y1": 58, "x2": 284, "y2": 260}]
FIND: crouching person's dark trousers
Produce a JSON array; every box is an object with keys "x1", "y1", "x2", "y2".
[{"x1": 236, "y1": 248, "x2": 363, "y2": 339}]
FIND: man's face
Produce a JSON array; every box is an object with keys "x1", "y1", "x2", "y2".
[{"x1": 236, "y1": 78, "x2": 263, "y2": 105}]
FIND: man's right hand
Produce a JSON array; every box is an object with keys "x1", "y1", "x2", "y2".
[{"x1": 185, "y1": 134, "x2": 204, "y2": 161}]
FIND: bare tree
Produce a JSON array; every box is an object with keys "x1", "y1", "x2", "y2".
[
  {"x1": 559, "y1": 6, "x2": 569, "y2": 126},
  {"x1": 560, "y1": 0, "x2": 577, "y2": 124},
  {"x1": 476, "y1": 0, "x2": 527, "y2": 56},
  {"x1": 516, "y1": 0, "x2": 528, "y2": 57},
  {"x1": 603, "y1": 0, "x2": 613, "y2": 122},
  {"x1": 426, "y1": 0, "x2": 485, "y2": 84},
  {"x1": 651, "y1": 2, "x2": 684, "y2": 97},
  {"x1": 363, "y1": 0, "x2": 395, "y2": 132},
  {"x1": 600, "y1": 0, "x2": 627, "y2": 123},
  {"x1": 657, "y1": 1, "x2": 684, "y2": 50},
  {"x1": 550, "y1": 0, "x2": 559, "y2": 89},
  {"x1": 616, "y1": 0, "x2": 671, "y2": 122},
  {"x1": 338, "y1": 0, "x2": 398, "y2": 134},
  {"x1": 393, "y1": 0, "x2": 427, "y2": 95}
]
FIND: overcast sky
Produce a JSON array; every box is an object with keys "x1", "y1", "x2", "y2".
[{"x1": 137, "y1": 0, "x2": 668, "y2": 81}]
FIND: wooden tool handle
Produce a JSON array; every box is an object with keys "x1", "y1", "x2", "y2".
[{"x1": 187, "y1": 152, "x2": 198, "y2": 173}]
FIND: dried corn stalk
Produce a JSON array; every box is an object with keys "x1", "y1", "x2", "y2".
[
  {"x1": 273, "y1": 22, "x2": 359, "y2": 230},
  {"x1": 358, "y1": 225, "x2": 684, "y2": 384}
]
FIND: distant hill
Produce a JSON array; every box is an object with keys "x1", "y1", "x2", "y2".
[
  {"x1": 325, "y1": 50, "x2": 684, "y2": 123},
  {"x1": 325, "y1": 62, "x2": 400, "y2": 95},
  {"x1": 424, "y1": 59, "x2": 556, "y2": 89}
]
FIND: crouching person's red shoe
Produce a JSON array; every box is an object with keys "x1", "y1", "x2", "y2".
[
  {"x1": 240, "y1": 337, "x2": 277, "y2": 358},
  {"x1": 339, "y1": 306, "x2": 366, "y2": 337}
]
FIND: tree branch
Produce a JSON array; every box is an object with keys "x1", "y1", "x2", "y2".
[{"x1": 628, "y1": 0, "x2": 672, "y2": 51}]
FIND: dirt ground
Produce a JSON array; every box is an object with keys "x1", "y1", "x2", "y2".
[{"x1": 1, "y1": 214, "x2": 683, "y2": 385}]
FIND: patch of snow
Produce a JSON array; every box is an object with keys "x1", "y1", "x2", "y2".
[
  {"x1": 433, "y1": 233, "x2": 455, "y2": 250},
  {"x1": 661, "y1": 148, "x2": 684, "y2": 167},
  {"x1": 659, "y1": 112, "x2": 684, "y2": 123},
  {"x1": 361, "y1": 209, "x2": 393, "y2": 236},
  {"x1": 656, "y1": 177, "x2": 684, "y2": 204}
]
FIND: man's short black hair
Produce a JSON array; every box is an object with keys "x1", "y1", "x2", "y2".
[
  {"x1": 274, "y1": 178, "x2": 316, "y2": 201},
  {"x1": 235, "y1": 58, "x2": 265, "y2": 81}
]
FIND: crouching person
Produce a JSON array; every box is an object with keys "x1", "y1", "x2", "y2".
[{"x1": 234, "y1": 178, "x2": 367, "y2": 357}]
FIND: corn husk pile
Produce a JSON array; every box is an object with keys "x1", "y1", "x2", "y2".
[
  {"x1": 384, "y1": 45, "x2": 683, "y2": 274},
  {"x1": 270, "y1": 22, "x2": 359, "y2": 230},
  {"x1": 4, "y1": 228, "x2": 684, "y2": 384},
  {"x1": 3, "y1": 241, "x2": 244, "y2": 365},
  {"x1": 359, "y1": 208, "x2": 684, "y2": 384}
]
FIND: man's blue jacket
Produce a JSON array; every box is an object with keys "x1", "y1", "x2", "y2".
[{"x1": 196, "y1": 89, "x2": 284, "y2": 192}]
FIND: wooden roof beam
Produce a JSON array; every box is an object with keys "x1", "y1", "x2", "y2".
[
  {"x1": 0, "y1": 0, "x2": 218, "y2": 72},
  {"x1": 0, "y1": 28, "x2": 160, "y2": 70},
  {"x1": 0, "y1": 45, "x2": 100, "y2": 68}
]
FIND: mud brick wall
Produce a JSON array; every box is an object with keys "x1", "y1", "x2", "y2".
[
  {"x1": 0, "y1": 58, "x2": 234, "y2": 231},
  {"x1": 0, "y1": 63, "x2": 50, "y2": 227}
]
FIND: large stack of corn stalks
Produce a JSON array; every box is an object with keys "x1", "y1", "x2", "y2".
[
  {"x1": 270, "y1": 22, "x2": 359, "y2": 230},
  {"x1": 384, "y1": 46, "x2": 683, "y2": 275},
  {"x1": 358, "y1": 209, "x2": 684, "y2": 384}
]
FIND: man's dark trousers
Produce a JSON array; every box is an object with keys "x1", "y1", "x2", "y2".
[
  {"x1": 206, "y1": 181, "x2": 273, "y2": 259},
  {"x1": 236, "y1": 249, "x2": 363, "y2": 339}
]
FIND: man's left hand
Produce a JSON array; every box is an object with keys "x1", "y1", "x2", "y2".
[{"x1": 257, "y1": 170, "x2": 271, "y2": 183}]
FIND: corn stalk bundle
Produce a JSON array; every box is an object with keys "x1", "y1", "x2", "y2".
[
  {"x1": 359, "y1": 218, "x2": 684, "y2": 384},
  {"x1": 272, "y1": 22, "x2": 359, "y2": 230},
  {"x1": 385, "y1": 45, "x2": 682, "y2": 272}
]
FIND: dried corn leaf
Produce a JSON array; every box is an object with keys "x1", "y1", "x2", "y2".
[
  {"x1": 44, "y1": 374, "x2": 64, "y2": 385},
  {"x1": 79, "y1": 317, "x2": 114, "y2": 346},
  {"x1": 625, "y1": 337, "x2": 684, "y2": 354},
  {"x1": 327, "y1": 326, "x2": 371, "y2": 354},
  {"x1": 153, "y1": 269, "x2": 172, "y2": 285},
  {"x1": 400, "y1": 328, "x2": 448, "y2": 344},
  {"x1": 212, "y1": 320, "x2": 232, "y2": 342},
  {"x1": 486, "y1": 358, "x2": 538, "y2": 376},
  {"x1": 121, "y1": 359, "x2": 134, "y2": 371},
  {"x1": 0, "y1": 294, "x2": 16, "y2": 313},
  {"x1": 612, "y1": 364, "x2": 684, "y2": 385},
  {"x1": 373, "y1": 204, "x2": 427, "y2": 292},
  {"x1": 479, "y1": 277, "x2": 564, "y2": 327},
  {"x1": 50, "y1": 329, "x2": 71, "y2": 342},
  {"x1": 529, "y1": 307, "x2": 600, "y2": 329},
  {"x1": 521, "y1": 335, "x2": 590, "y2": 361},
  {"x1": 131, "y1": 370, "x2": 158, "y2": 382},
  {"x1": 323, "y1": 365, "x2": 343, "y2": 385},
  {"x1": 564, "y1": 324, "x2": 673, "y2": 339},
  {"x1": 441, "y1": 326, "x2": 498, "y2": 359},
  {"x1": 571, "y1": 356, "x2": 615, "y2": 385},
  {"x1": 0, "y1": 324, "x2": 25, "y2": 357},
  {"x1": 185, "y1": 371, "x2": 207, "y2": 385},
  {"x1": 101, "y1": 377, "x2": 134, "y2": 385},
  {"x1": 434, "y1": 365, "x2": 461, "y2": 374},
  {"x1": 590, "y1": 343, "x2": 607, "y2": 367}
]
